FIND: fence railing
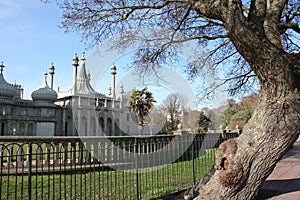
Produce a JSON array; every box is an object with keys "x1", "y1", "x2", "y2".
[{"x1": 0, "y1": 133, "x2": 238, "y2": 200}]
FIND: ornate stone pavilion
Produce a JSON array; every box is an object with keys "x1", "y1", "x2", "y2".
[{"x1": 0, "y1": 52, "x2": 136, "y2": 136}]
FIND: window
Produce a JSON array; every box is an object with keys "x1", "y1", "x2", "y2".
[{"x1": 19, "y1": 123, "x2": 25, "y2": 135}]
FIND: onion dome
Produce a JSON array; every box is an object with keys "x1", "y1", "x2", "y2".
[
  {"x1": 31, "y1": 72, "x2": 57, "y2": 103},
  {"x1": 0, "y1": 62, "x2": 17, "y2": 98}
]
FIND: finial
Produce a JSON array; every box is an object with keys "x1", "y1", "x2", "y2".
[
  {"x1": 108, "y1": 86, "x2": 112, "y2": 95},
  {"x1": 43, "y1": 71, "x2": 48, "y2": 84},
  {"x1": 49, "y1": 62, "x2": 55, "y2": 74},
  {"x1": 73, "y1": 53, "x2": 79, "y2": 66},
  {"x1": 111, "y1": 63, "x2": 117, "y2": 70},
  {"x1": 111, "y1": 63, "x2": 117, "y2": 74},
  {"x1": 0, "y1": 61, "x2": 4, "y2": 74},
  {"x1": 81, "y1": 50, "x2": 86, "y2": 61}
]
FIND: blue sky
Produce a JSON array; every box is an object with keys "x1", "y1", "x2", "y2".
[
  {"x1": 0, "y1": 0, "x2": 87, "y2": 99},
  {"x1": 0, "y1": 0, "x2": 196, "y2": 105},
  {"x1": 0, "y1": 0, "x2": 177, "y2": 104},
  {"x1": 0, "y1": 0, "x2": 229, "y2": 108}
]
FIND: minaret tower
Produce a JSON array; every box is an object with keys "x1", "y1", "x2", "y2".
[
  {"x1": 49, "y1": 63, "x2": 55, "y2": 90},
  {"x1": 72, "y1": 53, "x2": 79, "y2": 94},
  {"x1": 111, "y1": 64, "x2": 117, "y2": 99}
]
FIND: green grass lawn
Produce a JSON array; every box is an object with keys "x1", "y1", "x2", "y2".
[{"x1": 0, "y1": 149, "x2": 216, "y2": 200}]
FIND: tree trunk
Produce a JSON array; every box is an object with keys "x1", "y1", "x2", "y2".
[
  {"x1": 194, "y1": 88, "x2": 300, "y2": 199},
  {"x1": 137, "y1": 115, "x2": 143, "y2": 136},
  {"x1": 193, "y1": 11, "x2": 300, "y2": 197}
]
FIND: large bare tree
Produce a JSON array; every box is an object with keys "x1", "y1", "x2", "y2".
[
  {"x1": 55, "y1": 0, "x2": 300, "y2": 199},
  {"x1": 160, "y1": 93, "x2": 184, "y2": 130}
]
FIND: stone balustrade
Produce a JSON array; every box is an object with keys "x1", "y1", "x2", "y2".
[{"x1": 0, "y1": 132, "x2": 239, "y2": 175}]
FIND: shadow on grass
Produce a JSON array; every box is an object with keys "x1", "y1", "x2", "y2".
[{"x1": 149, "y1": 188, "x2": 188, "y2": 200}]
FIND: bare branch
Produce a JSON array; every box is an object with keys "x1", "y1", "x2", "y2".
[
  {"x1": 57, "y1": 0, "x2": 300, "y2": 98},
  {"x1": 280, "y1": 22, "x2": 300, "y2": 33}
]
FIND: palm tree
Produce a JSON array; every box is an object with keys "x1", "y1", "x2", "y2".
[{"x1": 128, "y1": 87, "x2": 156, "y2": 136}]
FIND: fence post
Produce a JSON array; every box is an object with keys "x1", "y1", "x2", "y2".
[
  {"x1": 135, "y1": 138, "x2": 139, "y2": 200},
  {"x1": 28, "y1": 142, "x2": 32, "y2": 200},
  {"x1": 0, "y1": 144, "x2": 3, "y2": 198},
  {"x1": 192, "y1": 137, "x2": 196, "y2": 186}
]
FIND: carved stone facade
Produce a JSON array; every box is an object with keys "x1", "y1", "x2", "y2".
[{"x1": 0, "y1": 52, "x2": 136, "y2": 136}]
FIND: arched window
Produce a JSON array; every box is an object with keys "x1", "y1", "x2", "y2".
[
  {"x1": 19, "y1": 123, "x2": 25, "y2": 135},
  {"x1": 81, "y1": 116, "x2": 87, "y2": 136},
  {"x1": 107, "y1": 118, "x2": 112, "y2": 136},
  {"x1": 115, "y1": 118, "x2": 120, "y2": 136},
  {"x1": 75, "y1": 116, "x2": 78, "y2": 135},
  {"x1": 0, "y1": 107, "x2": 4, "y2": 116},
  {"x1": 99, "y1": 117, "x2": 104, "y2": 132},
  {"x1": 65, "y1": 116, "x2": 72, "y2": 136},
  {"x1": 65, "y1": 122, "x2": 68, "y2": 136},
  {"x1": 27, "y1": 123, "x2": 33, "y2": 136},
  {"x1": 90, "y1": 117, "x2": 96, "y2": 136},
  {"x1": 11, "y1": 122, "x2": 17, "y2": 135}
]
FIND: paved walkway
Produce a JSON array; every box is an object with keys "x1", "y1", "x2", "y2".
[
  {"x1": 168, "y1": 136, "x2": 300, "y2": 200},
  {"x1": 257, "y1": 136, "x2": 300, "y2": 200}
]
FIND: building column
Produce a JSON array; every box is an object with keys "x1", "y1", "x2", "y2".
[
  {"x1": 49, "y1": 63, "x2": 55, "y2": 90},
  {"x1": 72, "y1": 54, "x2": 79, "y2": 94},
  {"x1": 111, "y1": 64, "x2": 117, "y2": 99}
]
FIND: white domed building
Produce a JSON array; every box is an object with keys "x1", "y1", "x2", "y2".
[
  {"x1": 0, "y1": 52, "x2": 136, "y2": 136},
  {"x1": 0, "y1": 62, "x2": 62, "y2": 136}
]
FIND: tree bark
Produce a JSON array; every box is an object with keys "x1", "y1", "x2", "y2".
[
  {"x1": 195, "y1": 88, "x2": 300, "y2": 199},
  {"x1": 193, "y1": 2, "x2": 300, "y2": 199}
]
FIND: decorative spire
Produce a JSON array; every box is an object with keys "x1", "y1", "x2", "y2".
[
  {"x1": 111, "y1": 63, "x2": 117, "y2": 98},
  {"x1": 43, "y1": 71, "x2": 49, "y2": 87},
  {"x1": 49, "y1": 63, "x2": 55, "y2": 90},
  {"x1": 0, "y1": 62, "x2": 4, "y2": 74},
  {"x1": 72, "y1": 53, "x2": 79, "y2": 67},
  {"x1": 0, "y1": 62, "x2": 18, "y2": 99},
  {"x1": 49, "y1": 63, "x2": 55, "y2": 74},
  {"x1": 81, "y1": 50, "x2": 86, "y2": 61},
  {"x1": 73, "y1": 53, "x2": 79, "y2": 94},
  {"x1": 111, "y1": 63, "x2": 117, "y2": 75},
  {"x1": 31, "y1": 71, "x2": 57, "y2": 103}
]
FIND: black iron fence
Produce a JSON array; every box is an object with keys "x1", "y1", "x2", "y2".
[{"x1": 0, "y1": 133, "x2": 238, "y2": 200}]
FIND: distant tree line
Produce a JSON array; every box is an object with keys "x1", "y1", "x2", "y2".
[{"x1": 153, "y1": 92, "x2": 259, "y2": 134}]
